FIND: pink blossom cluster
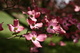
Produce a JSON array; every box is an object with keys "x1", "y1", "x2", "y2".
[
  {"x1": 21, "y1": 7, "x2": 80, "y2": 52},
  {"x1": 0, "y1": 7, "x2": 80, "y2": 53},
  {"x1": 0, "y1": 0, "x2": 80, "y2": 53}
]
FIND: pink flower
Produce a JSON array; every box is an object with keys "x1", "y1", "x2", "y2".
[
  {"x1": 47, "y1": 19, "x2": 59, "y2": 33},
  {"x1": 27, "y1": 10, "x2": 40, "y2": 22},
  {"x1": 47, "y1": 19, "x2": 66, "y2": 33},
  {"x1": 61, "y1": 19, "x2": 71, "y2": 30},
  {"x1": 23, "y1": 31, "x2": 47, "y2": 47},
  {"x1": 68, "y1": 17, "x2": 78, "y2": 25},
  {"x1": 30, "y1": 23, "x2": 43, "y2": 29},
  {"x1": 30, "y1": 47, "x2": 38, "y2": 53},
  {"x1": 77, "y1": 23, "x2": 80, "y2": 30},
  {"x1": 8, "y1": 19, "x2": 25, "y2": 33},
  {"x1": 73, "y1": 38, "x2": 79, "y2": 43},
  {"x1": 59, "y1": 41, "x2": 66, "y2": 46},
  {"x1": 47, "y1": 24, "x2": 60, "y2": 33},
  {"x1": 0, "y1": 22, "x2": 3, "y2": 31},
  {"x1": 27, "y1": 19, "x2": 35, "y2": 25},
  {"x1": 27, "y1": 19, "x2": 43, "y2": 29},
  {"x1": 49, "y1": 41, "x2": 56, "y2": 46},
  {"x1": 74, "y1": 5, "x2": 80, "y2": 12}
]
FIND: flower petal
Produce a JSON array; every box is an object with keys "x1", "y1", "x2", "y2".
[
  {"x1": 14, "y1": 19, "x2": 19, "y2": 27},
  {"x1": 0, "y1": 23, "x2": 3, "y2": 31},
  {"x1": 31, "y1": 31, "x2": 37, "y2": 37},
  {"x1": 7, "y1": 24, "x2": 14, "y2": 32},
  {"x1": 30, "y1": 17, "x2": 37, "y2": 22},
  {"x1": 30, "y1": 47, "x2": 38, "y2": 53},
  {"x1": 27, "y1": 11, "x2": 33, "y2": 15},
  {"x1": 37, "y1": 34, "x2": 47, "y2": 42},
  {"x1": 59, "y1": 41, "x2": 66, "y2": 46},
  {"x1": 23, "y1": 34, "x2": 32, "y2": 40},
  {"x1": 17, "y1": 26, "x2": 25, "y2": 32},
  {"x1": 35, "y1": 23, "x2": 43, "y2": 28},
  {"x1": 27, "y1": 19, "x2": 35, "y2": 25},
  {"x1": 32, "y1": 40, "x2": 42, "y2": 48}
]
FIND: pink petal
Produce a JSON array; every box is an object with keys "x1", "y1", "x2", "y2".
[
  {"x1": 30, "y1": 17, "x2": 37, "y2": 22},
  {"x1": 47, "y1": 27, "x2": 55, "y2": 33},
  {"x1": 30, "y1": 23, "x2": 43, "y2": 29},
  {"x1": 17, "y1": 26, "x2": 25, "y2": 32},
  {"x1": 35, "y1": 23, "x2": 43, "y2": 28},
  {"x1": 23, "y1": 31, "x2": 37, "y2": 40},
  {"x1": 27, "y1": 11, "x2": 33, "y2": 15},
  {"x1": 73, "y1": 38, "x2": 79, "y2": 43},
  {"x1": 7, "y1": 24, "x2": 14, "y2": 32},
  {"x1": 32, "y1": 40, "x2": 42, "y2": 48},
  {"x1": 77, "y1": 23, "x2": 80, "y2": 30},
  {"x1": 26, "y1": 19, "x2": 35, "y2": 25},
  {"x1": 0, "y1": 23, "x2": 3, "y2": 31},
  {"x1": 30, "y1": 25, "x2": 35, "y2": 29},
  {"x1": 14, "y1": 19, "x2": 19, "y2": 27},
  {"x1": 35, "y1": 12, "x2": 40, "y2": 18},
  {"x1": 60, "y1": 27, "x2": 66, "y2": 33},
  {"x1": 37, "y1": 34, "x2": 47, "y2": 42},
  {"x1": 31, "y1": 31, "x2": 37, "y2": 37},
  {"x1": 49, "y1": 41, "x2": 56, "y2": 46},
  {"x1": 22, "y1": 11, "x2": 27, "y2": 14},
  {"x1": 23, "y1": 34, "x2": 32, "y2": 40},
  {"x1": 59, "y1": 41, "x2": 66, "y2": 46},
  {"x1": 30, "y1": 47, "x2": 38, "y2": 53},
  {"x1": 74, "y1": 6, "x2": 80, "y2": 12}
]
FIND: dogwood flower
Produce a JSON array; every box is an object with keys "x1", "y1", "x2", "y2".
[
  {"x1": 30, "y1": 47, "x2": 38, "y2": 53},
  {"x1": 73, "y1": 37, "x2": 79, "y2": 43},
  {"x1": 47, "y1": 19, "x2": 66, "y2": 33},
  {"x1": 49, "y1": 41, "x2": 56, "y2": 46},
  {"x1": 0, "y1": 22, "x2": 3, "y2": 31},
  {"x1": 27, "y1": 10, "x2": 40, "y2": 22},
  {"x1": 74, "y1": 5, "x2": 80, "y2": 12},
  {"x1": 8, "y1": 19, "x2": 25, "y2": 33},
  {"x1": 77, "y1": 23, "x2": 80, "y2": 30},
  {"x1": 23, "y1": 31, "x2": 47, "y2": 47},
  {"x1": 59, "y1": 41, "x2": 66, "y2": 46},
  {"x1": 27, "y1": 19, "x2": 43, "y2": 29}
]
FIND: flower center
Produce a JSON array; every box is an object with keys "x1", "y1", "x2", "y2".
[
  {"x1": 64, "y1": 23, "x2": 66, "y2": 25},
  {"x1": 30, "y1": 15, "x2": 33, "y2": 17},
  {"x1": 32, "y1": 24, "x2": 35, "y2": 26},
  {"x1": 14, "y1": 27, "x2": 18, "y2": 30},
  {"x1": 32, "y1": 37, "x2": 36, "y2": 41},
  {"x1": 50, "y1": 26, "x2": 53, "y2": 29}
]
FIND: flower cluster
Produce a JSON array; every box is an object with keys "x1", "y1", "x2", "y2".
[
  {"x1": 0, "y1": 0, "x2": 80, "y2": 53},
  {"x1": 21, "y1": 7, "x2": 80, "y2": 52},
  {"x1": 0, "y1": 7, "x2": 80, "y2": 53}
]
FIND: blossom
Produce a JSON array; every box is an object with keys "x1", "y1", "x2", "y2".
[
  {"x1": 61, "y1": 18, "x2": 71, "y2": 30},
  {"x1": 73, "y1": 38, "x2": 79, "y2": 43},
  {"x1": 23, "y1": 31, "x2": 47, "y2": 47},
  {"x1": 0, "y1": 22, "x2": 3, "y2": 31},
  {"x1": 47, "y1": 19, "x2": 66, "y2": 33},
  {"x1": 27, "y1": 19, "x2": 43, "y2": 29},
  {"x1": 30, "y1": 47, "x2": 38, "y2": 53},
  {"x1": 77, "y1": 23, "x2": 80, "y2": 30},
  {"x1": 68, "y1": 17, "x2": 78, "y2": 25},
  {"x1": 58, "y1": 41, "x2": 66, "y2": 46},
  {"x1": 49, "y1": 41, "x2": 56, "y2": 46},
  {"x1": 74, "y1": 5, "x2": 80, "y2": 12},
  {"x1": 8, "y1": 19, "x2": 25, "y2": 33},
  {"x1": 27, "y1": 10, "x2": 40, "y2": 22},
  {"x1": 30, "y1": 23, "x2": 43, "y2": 29},
  {"x1": 47, "y1": 19, "x2": 59, "y2": 33}
]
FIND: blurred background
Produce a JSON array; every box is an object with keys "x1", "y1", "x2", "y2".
[{"x1": 0, "y1": 0, "x2": 80, "y2": 53}]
